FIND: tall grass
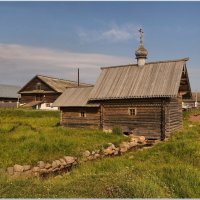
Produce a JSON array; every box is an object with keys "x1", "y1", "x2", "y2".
[
  {"x1": 0, "y1": 109, "x2": 125, "y2": 168},
  {"x1": 0, "y1": 109, "x2": 200, "y2": 198}
]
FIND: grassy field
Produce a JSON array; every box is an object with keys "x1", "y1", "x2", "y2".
[
  {"x1": 0, "y1": 108, "x2": 200, "y2": 198},
  {"x1": 0, "y1": 108, "x2": 126, "y2": 168}
]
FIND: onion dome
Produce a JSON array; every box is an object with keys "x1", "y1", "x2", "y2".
[{"x1": 135, "y1": 28, "x2": 148, "y2": 59}]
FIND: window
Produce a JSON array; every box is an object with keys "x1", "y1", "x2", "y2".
[
  {"x1": 36, "y1": 82, "x2": 41, "y2": 90},
  {"x1": 129, "y1": 108, "x2": 137, "y2": 116},
  {"x1": 46, "y1": 103, "x2": 50, "y2": 107},
  {"x1": 80, "y1": 112, "x2": 86, "y2": 118}
]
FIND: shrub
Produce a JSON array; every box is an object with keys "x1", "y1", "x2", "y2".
[{"x1": 112, "y1": 126, "x2": 123, "y2": 135}]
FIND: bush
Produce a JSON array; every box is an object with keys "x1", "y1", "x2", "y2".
[{"x1": 112, "y1": 126, "x2": 123, "y2": 135}]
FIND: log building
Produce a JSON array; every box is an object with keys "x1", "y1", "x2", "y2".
[
  {"x1": 18, "y1": 75, "x2": 92, "y2": 110},
  {"x1": 53, "y1": 87, "x2": 100, "y2": 128},
  {"x1": 0, "y1": 84, "x2": 21, "y2": 108},
  {"x1": 55, "y1": 29, "x2": 192, "y2": 140}
]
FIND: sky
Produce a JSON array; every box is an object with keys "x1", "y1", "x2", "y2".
[{"x1": 0, "y1": 1, "x2": 200, "y2": 91}]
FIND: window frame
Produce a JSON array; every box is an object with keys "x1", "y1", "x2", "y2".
[
  {"x1": 128, "y1": 108, "x2": 137, "y2": 116},
  {"x1": 80, "y1": 111, "x2": 86, "y2": 118}
]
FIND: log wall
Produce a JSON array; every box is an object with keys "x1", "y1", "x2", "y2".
[
  {"x1": 60, "y1": 107, "x2": 101, "y2": 129},
  {"x1": 20, "y1": 93, "x2": 60, "y2": 104},
  {"x1": 165, "y1": 97, "x2": 183, "y2": 137},
  {"x1": 101, "y1": 99, "x2": 162, "y2": 139},
  {"x1": 99, "y1": 97, "x2": 183, "y2": 140},
  {"x1": 21, "y1": 77, "x2": 54, "y2": 92}
]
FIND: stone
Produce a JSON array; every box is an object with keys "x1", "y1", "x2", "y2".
[
  {"x1": 138, "y1": 136, "x2": 146, "y2": 144},
  {"x1": 91, "y1": 151, "x2": 96, "y2": 155},
  {"x1": 119, "y1": 142, "x2": 130, "y2": 153},
  {"x1": 55, "y1": 160, "x2": 62, "y2": 167},
  {"x1": 52, "y1": 167, "x2": 59, "y2": 172},
  {"x1": 108, "y1": 143, "x2": 116, "y2": 150},
  {"x1": 39, "y1": 169, "x2": 48, "y2": 174},
  {"x1": 94, "y1": 153, "x2": 101, "y2": 159},
  {"x1": 63, "y1": 156, "x2": 76, "y2": 164},
  {"x1": 32, "y1": 166, "x2": 40, "y2": 172},
  {"x1": 82, "y1": 150, "x2": 90, "y2": 158},
  {"x1": 120, "y1": 142, "x2": 130, "y2": 149},
  {"x1": 113, "y1": 148, "x2": 119, "y2": 156},
  {"x1": 45, "y1": 163, "x2": 52, "y2": 169},
  {"x1": 128, "y1": 141, "x2": 137, "y2": 148},
  {"x1": 38, "y1": 161, "x2": 45, "y2": 169},
  {"x1": 120, "y1": 147, "x2": 128, "y2": 153},
  {"x1": 13, "y1": 171, "x2": 21, "y2": 177},
  {"x1": 47, "y1": 168, "x2": 53, "y2": 173},
  {"x1": 23, "y1": 165, "x2": 31, "y2": 171},
  {"x1": 22, "y1": 170, "x2": 32, "y2": 177},
  {"x1": 95, "y1": 149, "x2": 100, "y2": 154},
  {"x1": 13, "y1": 164, "x2": 24, "y2": 172},
  {"x1": 7, "y1": 167, "x2": 14, "y2": 175},
  {"x1": 87, "y1": 156, "x2": 94, "y2": 161},
  {"x1": 59, "y1": 158, "x2": 67, "y2": 165},
  {"x1": 52, "y1": 161, "x2": 58, "y2": 169},
  {"x1": 104, "y1": 148, "x2": 114, "y2": 156},
  {"x1": 33, "y1": 172, "x2": 39, "y2": 177}
]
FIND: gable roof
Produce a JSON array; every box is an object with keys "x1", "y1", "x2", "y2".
[
  {"x1": 89, "y1": 58, "x2": 191, "y2": 100},
  {"x1": 0, "y1": 84, "x2": 21, "y2": 98},
  {"x1": 18, "y1": 74, "x2": 93, "y2": 93},
  {"x1": 53, "y1": 87, "x2": 99, "y2": 107}
]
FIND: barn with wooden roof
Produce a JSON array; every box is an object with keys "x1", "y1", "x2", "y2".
[
  {"x1": 18, "y1": 74, "x2": 92, "y2": 110},
  {"x1": 53, "y1": 86, "x2": 100, "y2": 128}
]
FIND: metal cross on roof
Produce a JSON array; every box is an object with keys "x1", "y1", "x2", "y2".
[{"x1": 139, "y1": 28, "x2": 143, "y2": 45}]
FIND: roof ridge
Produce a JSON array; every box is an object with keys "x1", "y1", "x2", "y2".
[
  {"x1": 101, "y1": 57, "x2": 189, "y2": 70},
  {"x1": 37, "y1": 74, "x2": 92, "y2": 85}
]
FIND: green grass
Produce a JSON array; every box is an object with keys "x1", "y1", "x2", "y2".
[
  {"x1": 0, "y1": 108, "x2": 126, "y2": 168},
  {"x1": 0, "y1": 108, "x2": 200, "y2": 198}
]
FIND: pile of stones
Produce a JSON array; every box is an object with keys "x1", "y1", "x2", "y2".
[
  {"x1": 3, "y1": 135, "x2": 157, "y2": 178},
  {"x1": 82, "y1": 135, "x2": 149, "y2": 161},
  {"x1": 6, "y1": 156, "x2": 78, "y2": 178}
]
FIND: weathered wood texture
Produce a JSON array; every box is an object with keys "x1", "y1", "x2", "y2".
[
  {"x1": 19, "y1": 77, "x2": 61, "y2": 104},
  {"x1": 165, "y1": 97, "x2": 183, "y2": 137},
  {"x1": 100, "y1": 99, "x2": 162, "y2": 139},
  {"x1": 60, "y1": 107, "x2": 101, "y2": 129},
  {"x1": 96, "y1": 98, "x2": 182, "y2": 139},
  {"x1": 20, "y1": 93, "x2": 60, "y2": 104},
  {"x1": 60, "y1": 97, "x2": 183, "y2": 140},
  {"x1": 21, "y1": 77, "x2": 54, "y2": 92}
]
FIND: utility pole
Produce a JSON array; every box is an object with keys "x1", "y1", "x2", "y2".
[{"x1": 78, "y1": 68, "x2": 80, "y2": 87}]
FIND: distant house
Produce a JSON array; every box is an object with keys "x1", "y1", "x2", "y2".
[
  {"x1": 18, "y1": 75, "x2": 92, "y2": 110},
  {"x1": 53, "y1": 87, "x2": 100, "y2": 128},
  {"x1": 0, "y1": 84, "x2": 21, "y2": 108},
  {"x1": 55, "y1": 29, "x2": 192, "y2": 140},
  {"x1": 182, "y1": 92, "x2": 200, "y2": 109}
]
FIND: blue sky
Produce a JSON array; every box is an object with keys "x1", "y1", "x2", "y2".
[{"x1": 0, "y1": 2, "x2": 200, "y2": 91}]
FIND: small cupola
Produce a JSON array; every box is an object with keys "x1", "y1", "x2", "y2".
[{"x1": 135, "y1": 28, "x2": 148, "y2": 66}]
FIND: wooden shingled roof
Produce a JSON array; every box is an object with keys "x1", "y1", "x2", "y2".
[
  {"x1": 19, "y1": 75, "x2": 93, "y2": 93},
  {"x1": 89, "y1": 58, "x2": 191, "y2": 100},
  {"x1": 53, "y1": 87, "x2": 99, "y2": 107}
]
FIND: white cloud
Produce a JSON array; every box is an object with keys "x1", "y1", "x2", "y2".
[
  {"x1": 77, "y1": 23, "x2": 140, "y2": 43},
  {"x1": 0, "y1": 43, "x2": 133, "y2": 86}
]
